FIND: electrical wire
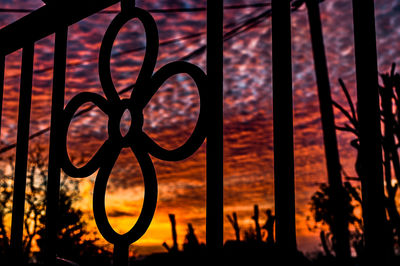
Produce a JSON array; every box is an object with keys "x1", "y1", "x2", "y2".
[
  {"x1": 0, "y1": 3, "x2": 271, "y2": 14},
  {"x1": 0, "y1": 2, "x2": 307, "y2": 154}
]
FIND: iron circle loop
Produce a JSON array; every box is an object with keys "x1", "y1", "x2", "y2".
[
  {"x1": 143, "y1": 61, "x2": 208, "y2": 161},
  {"x1": 107, "y1": 98, "x2": 144, "y2": 148},
  {"x1": 92, "y1": 144, "x2": 158, "y2": 244},
  {"x1": 61, "y1": 92, "x2": 110, "y2": 178},
  {"x1": 98, "y1": 7, "x2": 159, "y2": 103}
]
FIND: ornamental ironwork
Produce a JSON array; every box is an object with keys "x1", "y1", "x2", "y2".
[{"x1": 60, "y1": 3, "x2": 208, "y2": 256}]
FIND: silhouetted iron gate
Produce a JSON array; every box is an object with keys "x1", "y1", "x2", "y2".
[{"x1": 0, "y1": 0, "x2": 386, "y2": 265}]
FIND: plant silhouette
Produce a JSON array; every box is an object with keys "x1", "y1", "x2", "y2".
[
  {"x1": 307, "y1": 63, "x2": 400, "y2": 262},
  {"x1": 226, "y1": 212, "x2": 240, "y2": 242},
  {"x1": 263, "y1": 209, "x2": 275, "y2": 245},
  {"x1": 0, "y1": 145, "x2": 111, "y2": 265},
  {"x1": 307, "y1": 182, "x2": 363, "y2": 257}
]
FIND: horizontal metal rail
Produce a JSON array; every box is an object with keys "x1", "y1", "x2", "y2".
[{"x1": 0, "y1": 0, "x2": 119, "y2": 55}]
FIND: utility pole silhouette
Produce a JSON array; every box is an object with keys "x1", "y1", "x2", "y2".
[{"x1": 305, "y1": 0, "x2": 350, "y2": 260}]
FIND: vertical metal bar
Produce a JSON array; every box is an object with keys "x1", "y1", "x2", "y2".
[
  {"x1": 0, "y1": 54, "x2": 5, "y2": 139},
  {"x1": 305, "y1": 0, "x2": 350, "y2": 260},
  {"x1": 113, "y1": 244, "x2": 129, "y2": 266},
  {"x1": 121, "y1": 0, "x2": 134, "y2": 11},
  {"x1": 45, "y1": 27, "x2": 68, "y2": 266},
  {"x1": 272, "y1": 0, "x2": 297, "y2": 254},
  {"x1": 352, "y1": 0, "x2": 387, "y2": 264},
  {"x1": 206, "y1": 0, "x2": 224, "y2": 253},
  {"x1": 10, "y1": 43, "x2": 34, "y2": 263}
]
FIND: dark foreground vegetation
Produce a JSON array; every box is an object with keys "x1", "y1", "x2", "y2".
[{"x1": 1, "y1": 145, "x2": 398, "y2": 266}]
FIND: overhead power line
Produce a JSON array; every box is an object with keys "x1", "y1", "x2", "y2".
[
  {"x1": 0, "y1": 1, "x2": 307, "y2": 154},
  {"x1": 4, "y1": 32, "x2": 205, "y2": 80},
  {"x1": 0, "y1": 3, "x2": 271, "y2": 14}
]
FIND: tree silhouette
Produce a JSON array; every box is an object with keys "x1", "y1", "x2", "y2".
[
  {"x1": 183, "y1": 223, "x2": 204, "y2": 253},
  {"x1": 311, "y1": 63, "x2": 400, "y2": 258},
  {"x1": 0, "y1": 146, "x2": 48, "y2": 264},
  {"x1": 0, "y1": 145, "x2": 111, "y2": 265},
  {"x1": 36, "y1": 174, "x2": 112, "y2": 265},
  {"x1": 0, "y1": 155, "x2": 13, "y2": 263},
  {"x1": 379, "y1": 65, "x2": 400, "y2": 256},
  {"x1": 308, "y1": 182, "x2": 363, "y2": 257}
]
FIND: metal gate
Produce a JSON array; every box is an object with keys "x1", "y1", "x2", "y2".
[{"x1": 0, "y1": 0, "x2": 386, "y2": 265}]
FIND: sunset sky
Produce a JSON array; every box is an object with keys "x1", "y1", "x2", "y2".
[{"x1": 1, "y1": 0, "x2": 400, "y2": 257}]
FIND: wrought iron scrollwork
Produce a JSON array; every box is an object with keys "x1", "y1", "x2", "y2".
[{"x1": 60, "y1": 3, "x2": 208, "y2": 250}]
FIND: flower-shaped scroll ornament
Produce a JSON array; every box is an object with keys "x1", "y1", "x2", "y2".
[{"x1": 60, "y1": 6, "x2": 208, "y2": 250}]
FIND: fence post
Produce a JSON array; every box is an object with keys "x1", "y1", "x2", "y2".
[
  {"x1": 206, "y1": 0, "x2": 224, "y2": 255},
  {"x1": 10, "y1": 43, "x2": 35, "y2": 264},
  {"x1": 272, "y1": 0, "x2": 297, "y2": 255},
  {"x1": 352, "y1": 0, "x2": 388, "y2": 264},
  {"x1": 305, "y1": 0, "x2": 350, "y2": 260},
  {"x1": 0, "y1": 55, "x2": 4, "y2": 138},
  {"x1": 45, "y1": 27, "x2": 68, "y2": 265}
]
